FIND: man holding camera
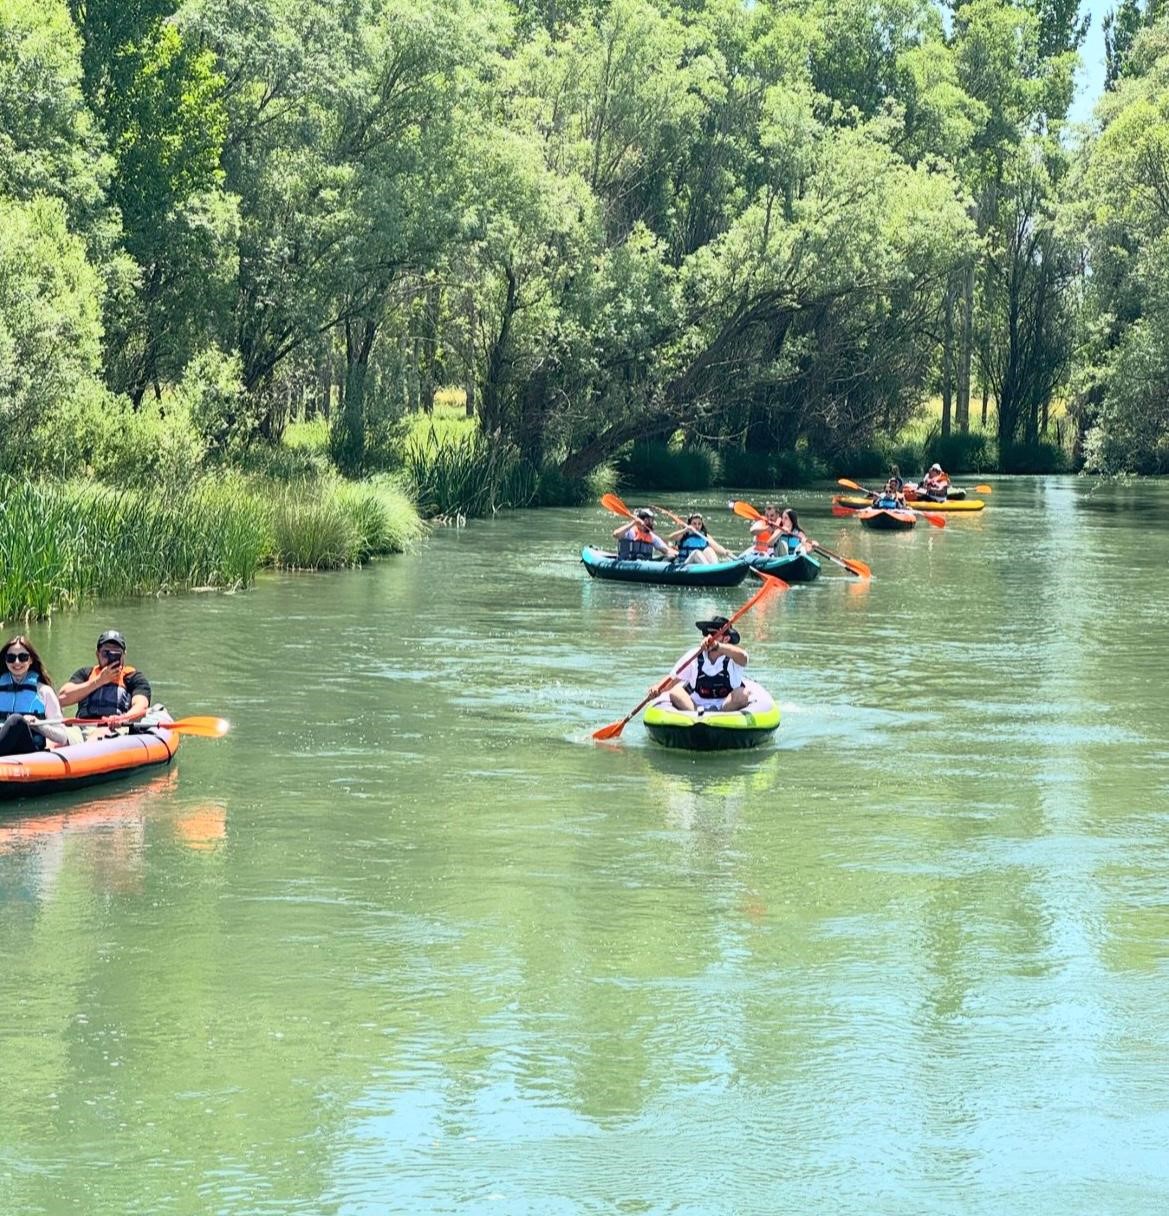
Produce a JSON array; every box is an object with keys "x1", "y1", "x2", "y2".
[{"x1": 58, "y1": 630, "x2": 152, "y2": 723}]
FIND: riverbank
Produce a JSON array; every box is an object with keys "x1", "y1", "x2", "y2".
[{"x1": 0, "y1": 475, "x2": 423, "y2": 624}]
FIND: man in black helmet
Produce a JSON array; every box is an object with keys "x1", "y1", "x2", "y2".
[{"x1": 58, "y1": 630, "x2": 153, "y2": 723}]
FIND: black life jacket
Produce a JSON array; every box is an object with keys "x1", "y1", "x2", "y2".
[
  {"x1": 0, "y1": 671, "x2": 46, "y2": 717},
  {"x1": 691, "y1": 655, "x2": 735, "y2": 700},
  {"x1": 76, "y1": 664, "x2": 135, "y2": 719}
]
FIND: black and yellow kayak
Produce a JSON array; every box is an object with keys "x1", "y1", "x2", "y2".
[
  {"x1": 643, "y1": 679, "x2": 780, "y2": 751},
  {"x1": 835, "y1": 494, "x2": 985, "y2": 512}
]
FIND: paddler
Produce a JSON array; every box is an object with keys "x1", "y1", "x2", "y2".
[
  {"x1": 612, "y1": 508, "x2": 677, "y2": 561},
  {"x1": 661, "y1": 617, "x2": 750, "y2": 715},
  {"x1": 0, "y1": 636, "x2": 70, "y2": 756},
  {"x1": 58, "y1": 630, "x2": 152, "y2": 725},
  {"x1": 918, "y1": 462, "x2": 950, "y2": 502}
]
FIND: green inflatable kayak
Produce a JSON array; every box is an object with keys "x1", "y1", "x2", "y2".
[{"x1": 643, "y1": 679, "x2": 780, "y2": 750}]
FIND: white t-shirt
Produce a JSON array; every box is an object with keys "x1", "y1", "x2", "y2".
[{"x1": 675, "y1": 652, "x2": 745, "y2": 705}]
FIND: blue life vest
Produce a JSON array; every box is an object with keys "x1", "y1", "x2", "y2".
[
  {"x1": 679, "y1": 532, "x2": 709, "y2": 556},
  {"x1": 690, "y1": 655, "x2": 736, "y2": 701},
  {"x1": 875, "y1": 497, "x2": 901, "y2": 510},
  {"x1": 776, "y1": 533, "x2": 801, "y2": 555},
  {"x1": 0, "y1": 671, "x2": 46, "y2": 717}
]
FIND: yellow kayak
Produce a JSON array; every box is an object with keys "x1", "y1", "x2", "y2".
[{"x1": 834, "y1": 495, "x2": 986, "y2": 512}]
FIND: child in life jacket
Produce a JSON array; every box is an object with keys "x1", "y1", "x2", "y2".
[{"x1": 665, "y1": 617, "x2": 750, "y2": 714}]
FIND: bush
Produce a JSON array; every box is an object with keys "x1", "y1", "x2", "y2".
[
  {"x1": 927, "y1": 429, "x2": 994, "y2": 474},
  {"x1": 617, "y1": 441, "x2": 719, "y2": 490},
  {"x1": 999, "y1": 440, "x2": 1068, "y2": 474},
  {"x1": 718, "y1": 447, "x2": 826, "y2": 487},
  {"x1": 175, "y1": 347, "x2": 257, "y2": 459},
  {"x1": 332, "y1": 478, "x2": 425, "y2": 559}
]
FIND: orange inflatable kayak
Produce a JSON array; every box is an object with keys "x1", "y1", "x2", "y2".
[{"x1": 0, "y1": 714, "x2": 179, "y2": 801}]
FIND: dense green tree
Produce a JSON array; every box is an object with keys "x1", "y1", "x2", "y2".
[
  {"x1": 0, "y1": 0, "x2": 115, "y2": 243},
  {"x1": 0, "y1": 197, "x2": 109, "y2": 456},
  {"x1": 1066, "y1": 20, "x2": 1169, "y2": 470}
]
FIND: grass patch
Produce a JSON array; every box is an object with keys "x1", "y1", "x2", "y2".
[
  {"x1": 0, "y1": 475, "x2": 424, "y2": 623},
  {"x1": 403, "y1": 425, "x2": 538, "y2": 518}
]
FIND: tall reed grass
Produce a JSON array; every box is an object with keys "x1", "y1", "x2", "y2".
[
  {"x1": 0, "y1": 475, "x2": 423, "y2": 623},
  {"x1": 403, "y1": 426, "x2": 538, "y2": 518}
]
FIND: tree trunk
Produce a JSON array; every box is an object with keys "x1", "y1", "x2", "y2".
[
  {"x1": 465, "y1": 293, "x2": 477, "y2": 419},
  {"x1": 480, "y1": 265, "x2": 517, "y2": 436},
  {"x1": 337, "y1": 317, "x2": 378, "y2": 475},
  {"x1": 941, "y1": 276, "x2": 955, "y2": 437},
  {"x1": 421, "y1": 282, "x2": 439, "y2": 415},
  {"x1": 957, "y1": 259, "x2": 974, "y2": 432}
]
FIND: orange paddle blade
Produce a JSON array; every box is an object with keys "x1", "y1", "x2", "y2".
[
  {"x1": 837, "y1": 477, "x2": 865, "y2": 492},
  {"x1": 974, "y1": 484, "x2": 993, "y2": 494},
  {"x1": 168, "y1": 715, "x2": 231, "y2": 737},
  {"x1": 731, "y1": 500, "x2": 764, "y2": 521},
  {"x1": 918, "y1": 510, "x2": 946, "y2": 528},
  {"x1": 813, "y1": 546, "x2": 872, "y2": 579},
  {"x1": 592, "y1": 718, "x2": 627, "y2": 741},
  {"x1": 600, "y1": 493, "x2": 632, "y2": 518},
  {"x1": 832, "y1": 504, "x2": 856, "y2": 517}
]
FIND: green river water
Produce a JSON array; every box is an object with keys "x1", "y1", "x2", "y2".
[{"x1": 2, "y1": 475, "x2": 1169, "y2": 1215}]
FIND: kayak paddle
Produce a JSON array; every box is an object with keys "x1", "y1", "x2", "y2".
[
  {"x1": 592, "y1": 572, "x2": 787, "y2": 742},
  {"x1": 730, "y1": 500, "x2": 871, "y2": 579},
  {"x1": 973, "y1": 484, "x2": 993, "y2": 494},
  {"x1": 56, "y1": 714, "x2": 231, "y2": 737}
]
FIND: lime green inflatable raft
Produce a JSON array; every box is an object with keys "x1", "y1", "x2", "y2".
[{"x1": 643, "y1": 679, "x2": 780, "y2": 751}]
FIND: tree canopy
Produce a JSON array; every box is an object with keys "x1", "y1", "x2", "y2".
[{"x1": 1, "y1": 0, "x2": 1167, "y2": 480}]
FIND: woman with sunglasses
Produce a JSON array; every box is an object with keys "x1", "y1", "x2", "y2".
[
  {"x1": 666, "y1": 512, "x2": 732, "y2": 566},
  {"x1": 0, "y1": 636, "x2": 69, "y2": 756}
]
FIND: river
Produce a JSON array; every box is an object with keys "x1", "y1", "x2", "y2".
[{"x1": 2, "y1": 475, "x2": 1168, "y2": 1214}]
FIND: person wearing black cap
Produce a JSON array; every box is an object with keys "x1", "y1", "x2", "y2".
[
  {"x1": 58, "y1": 630, "x2": 153, "y2": 723},
  {"x1": 665, "y1": 617, "x2": 750, "y2": 714}
]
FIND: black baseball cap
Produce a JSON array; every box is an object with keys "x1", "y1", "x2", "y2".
[{"x1": 97, "y1": 630, "x2": 126, "y2": 650}]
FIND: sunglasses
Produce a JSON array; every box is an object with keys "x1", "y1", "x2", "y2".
[
  {"x1": 4, "y1": 651, "x2": 30, "y2": 664},
  {"x1": 100, "y1": 649, "x2": 124, "y2": 662}
]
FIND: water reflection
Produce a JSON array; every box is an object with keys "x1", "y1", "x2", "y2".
[{"x1": 0, "y1": 771, "x2": 227, "y2": 902}]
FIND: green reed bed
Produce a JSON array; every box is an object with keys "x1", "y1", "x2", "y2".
[
  {"x1": 403, "y1": 426, "x2": 538, "y2": 518},
  {"x1": 0, "y1": 476, "x2": 423, "y2": 622}
]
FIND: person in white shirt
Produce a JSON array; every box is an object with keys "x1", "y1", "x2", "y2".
[{"x1": 665, "y1": 617, "x2": 750, "y2": 714}]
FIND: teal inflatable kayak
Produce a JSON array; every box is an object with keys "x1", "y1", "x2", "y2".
[
  {"x1": 581, "y1": 547, "x2": 750, "y2": 587},
  {"x1": 745, "y1": 551, "x2": 821, "y2": 583},
  {"x1": 643, "y1": 679, "x2": 780, "y2": 750}
]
